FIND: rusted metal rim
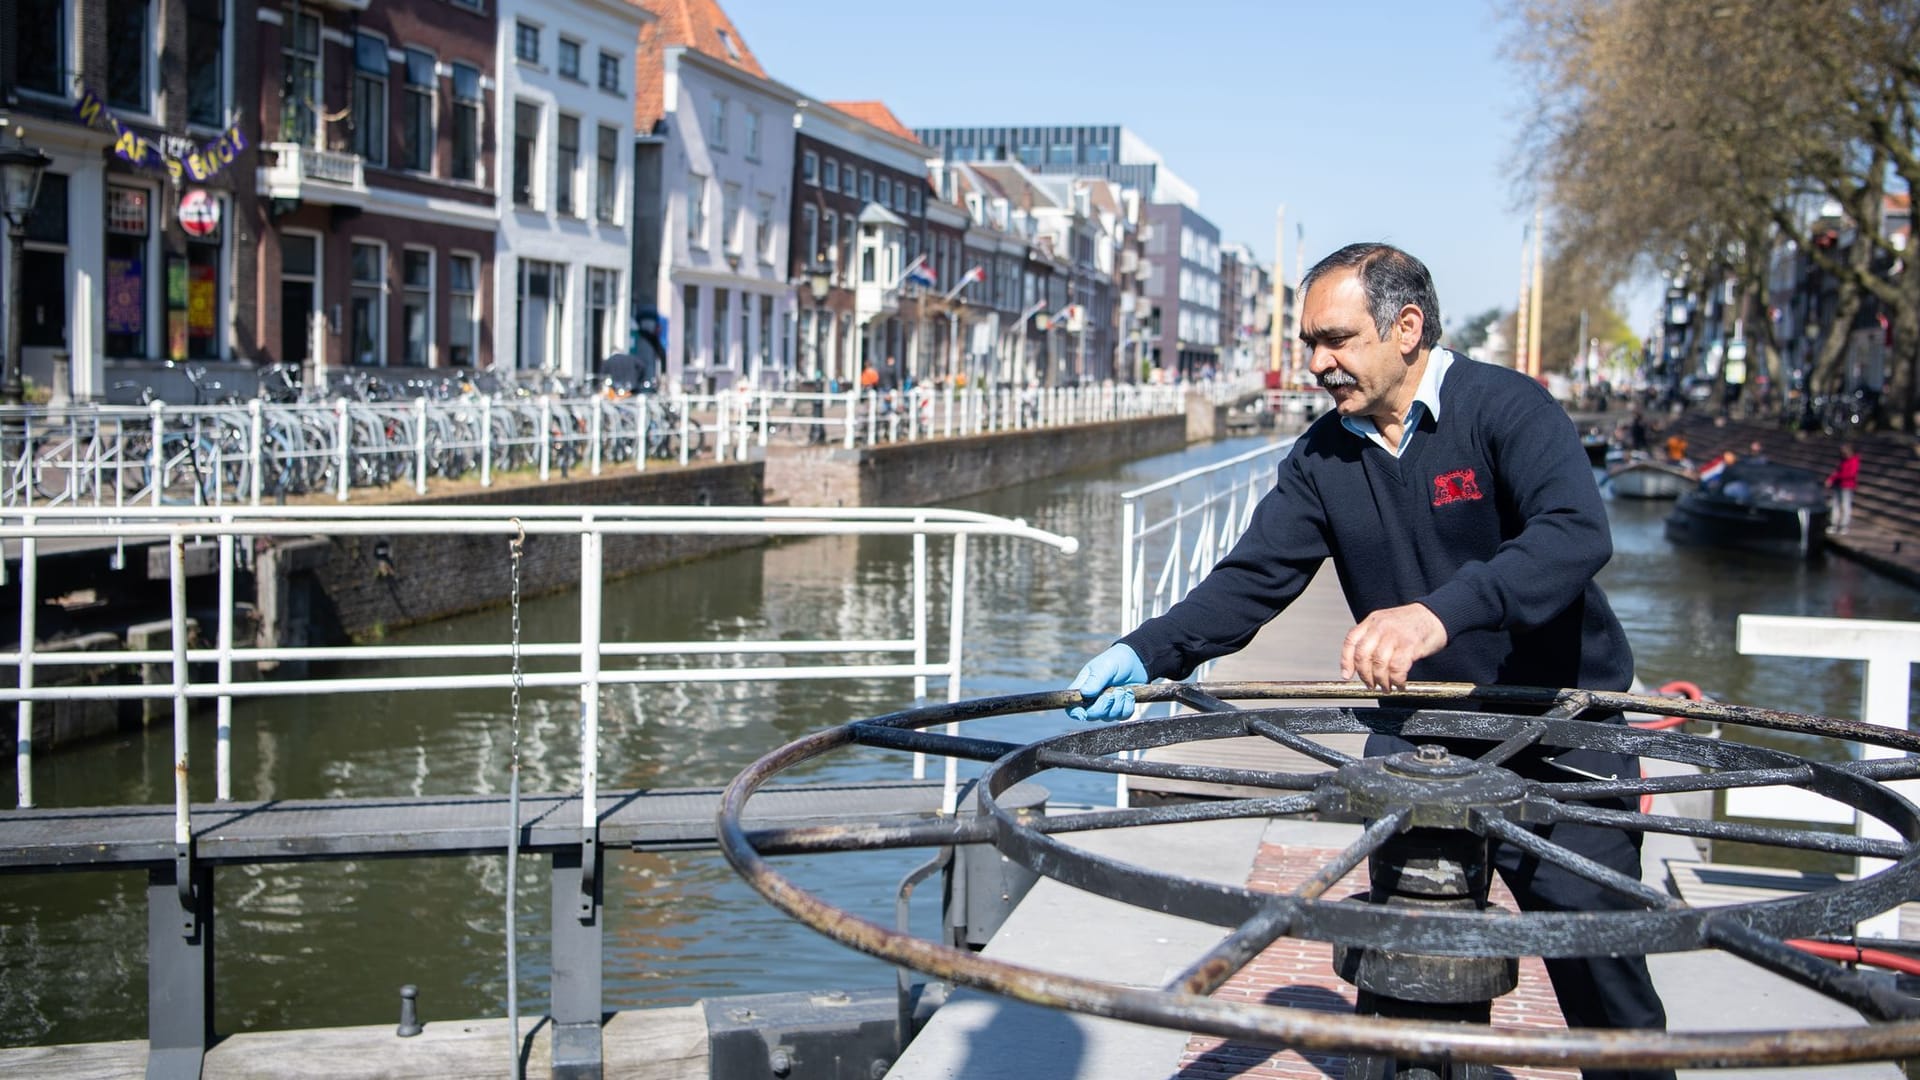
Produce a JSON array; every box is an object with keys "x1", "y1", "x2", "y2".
[{"x1": 715, "y1": 682, "x2": 1920, "y2": 1068}]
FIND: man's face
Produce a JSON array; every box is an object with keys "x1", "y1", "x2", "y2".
[{"x1": 1300, "y1": 269, "x2": 1418, "y2": 422}]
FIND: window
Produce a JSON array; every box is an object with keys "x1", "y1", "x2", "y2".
[
  {"x1": 186, "y1": 0, "x2": 225, "y2": 127},
  {"x1": 682, "y1": 285, "x2": 701, "y2": 363},
  {"x1": 841, "y1": 167, "x2": 856, "y2": 197},
  {"x1": 556, "y1": 114, "x2": 580, "y2": 217},
  {"x1": 401, "y1": 249, "x2": 432, "y2": 365},
  {"x1": 709, "y1": 96, "x2": 727, "y2": 150},
  {"x1": 350, "y1": 241, "x2": 385, "y2": 366},
  {"x1": 722, "y1": 182, "x2": 741, "y2": 253},
  {"x1": 106, "y1": 0, "x2": 151, "y2": 110},
  {"x1": 825, "y1": 212, "x2": 838, "y2": 274},
  {"x1": 907, "y1": 186, "x2": 920, "y2": 215},
  {"x1": 712, "y1": 288, "x2": 728, "y2": 367},
  {"x1": 17, "y1": 0, "x2": 64, "y2": 96},
  {"x1": 858, "y1": 170, "x2": 872, "y2": 201},
  {"x1": 596, "y1": 124, "x2": 619, "y2": 223},
  {"x1": 861, "y1": 246, "x2": 875, "y2": 283},
  {"x1": 184, "y1": 198, "x2": 224, "y2": 360},
  {"x1": 716, "y1": 27, "x2": 741, "y2": 60},
  {"x1": 105, "y1": 186, "x2": 149, "y2": 358},
  {"x1": 352, "y1": 33, "x2": 388, "y2": 167},
  {"x1": 686, "y1": 173, "x2": 707, "y2": 246},
  {"x1": 516, "y1": 259, "x2": 564, "y2": 369},
  {"x1": 451, "y1": 64, "x2": 481, "y2": 182},
  {"x1": 822, "y1": 158, "x2": 838, "y2": 190},
  {"x1": 877, "y1": 176, "x2": 890, "y2": 207},
  {"x1": 1016, "y1": 145, "x2": 1041, "y2": 167},
  {"x1": 1048, "y1": 143, "x2": 1074, "y2": 165},
  {"x1": 281, "y1": 10, "x2": 320, "y2": 145},
  {"x1": 21, "y1": 174, "x2": 70, "y2": 350},
  {"x1": 588, "y1": 268, "x2": 618, "y2": 367},
  {"x1": 557, "y1": 38, "x2": 580, "y2": 80},
  {"x1": 597, "y1": 51, "x2": 620, "y2": 94},
  {"x1": 756, "y1": 194, "x2": 774, "y2": 264},
  {"x1": 448, "y1": 254, "x2": 478, "y2": 367},
  {"x1": 514, "y1": 21, "x2": 539, "y2": 64},
  {"x1": 400, "y1": 49, "x2": 435, "y2": 173},
  {"x1": 802, "y1": 150, "x2": 818, "y2": 186},
  {"x1": 513, "y1": 101, "x2": 539, "y2": 206},
  {"x1": 1086, "y1": 143, "x2": 1112, "y2": 164},
  {"x1": 758, "y1": 295, "x2": 773, "y2": 376},
  {"x1": 802, "y1": 204, "x2": 819, "y2": 263},
  {"x1": 745, "y1": 110, "x2": 761, "y2": 160}
]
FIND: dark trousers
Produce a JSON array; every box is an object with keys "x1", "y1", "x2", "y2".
[{"x1": 1367, "y1": 733, "x2": 1675, "y2": 1080}]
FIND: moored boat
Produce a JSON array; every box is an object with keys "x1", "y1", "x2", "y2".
[
  {"x1": 1663, "y1": 460, "x2": 1830, "y2": 558},
  {"x1": 1606, "y1": 457, "x2": 1696, "y2": 499}
]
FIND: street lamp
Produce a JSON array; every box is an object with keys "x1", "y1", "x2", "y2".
[
  {"x1": 801, "y1": 263, "x2": 831, "y2": 378},
  {"x1": 1, "y1": 126, "x2": 53, "y2": 406}
]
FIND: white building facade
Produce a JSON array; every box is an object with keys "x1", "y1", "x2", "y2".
[
  {"x1": 658, "y1": 49, "x2": 798, "y2": 391},
  {"x1": 493, "y1": 0, "x2": 649, "y2": 380}
]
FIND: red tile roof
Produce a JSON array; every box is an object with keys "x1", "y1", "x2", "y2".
[
  {"x1": 633, "y1": 0, "x2": 768, "y2": 132},
  {"x1": 825, "y1": 100, "x2": 921, "y2": 145}
]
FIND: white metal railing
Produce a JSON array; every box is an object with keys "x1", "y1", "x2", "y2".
[
  {"x1": 260, "y1": 142, "x2": 366, "y2": 195},
  {"x1": 2, "y1": 383, "x2": 1192, "y2": 508},
  {"x1": 1114, "y1": 436, "x2": 1294, "y2": 805},
  {"x1": 0, "y1": 505, "x2": 1079, "y2": 845}
]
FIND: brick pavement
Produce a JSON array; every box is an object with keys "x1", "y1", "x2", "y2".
[{"x1": 1174, "y1": 842, "x2": 1579, "y2": 1080}]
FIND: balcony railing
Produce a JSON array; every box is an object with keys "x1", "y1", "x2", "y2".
[{"x1": 258, "y1": 142, "x2": 367, "y2": 205}]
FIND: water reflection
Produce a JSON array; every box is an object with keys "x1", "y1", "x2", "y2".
[{"x1": 4, "y1": 438, "x2": 1919, "y2": 1047}]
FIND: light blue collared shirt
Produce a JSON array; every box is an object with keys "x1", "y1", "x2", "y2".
[{"x1": 1339, "y1": 347, "x2": 1458, "y2": 457}]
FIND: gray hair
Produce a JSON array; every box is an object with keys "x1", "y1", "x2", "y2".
[{"x1": 1301, "y1": 243, "x2": 1442, "y2": 351}]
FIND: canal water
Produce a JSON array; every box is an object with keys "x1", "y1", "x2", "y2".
[{"x1": 4, "y1": 433, "x2": 1919, "y2": 1048}]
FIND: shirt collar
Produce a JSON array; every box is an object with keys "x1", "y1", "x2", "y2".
[{"x1": 1339, "y1": 347, "x2": 1457, "y2": 452}]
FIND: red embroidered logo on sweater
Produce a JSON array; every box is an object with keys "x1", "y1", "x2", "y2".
[{"x1": 1431, "y1": 469, "x2": 1483, "y2": 506}]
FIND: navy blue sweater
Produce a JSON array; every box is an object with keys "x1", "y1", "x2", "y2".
[{"x1": 1120, "y1": 356, "x2": 1632, "y2": 693}]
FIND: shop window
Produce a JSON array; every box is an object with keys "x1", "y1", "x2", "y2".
[
  {"x1": 517, "y1": 259, "x2": 563, "y2": 369},
  {"x1": 588, "y1": 268, "x2": 617, "y2": 367},
  {"x1": 185, "y1": 215, "x2": 224, "y2": 361},
  {"x1": 105, "y1": 186, "x2": 151, "y2": 358}
]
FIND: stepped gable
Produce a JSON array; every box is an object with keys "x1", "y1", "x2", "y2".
[{"x1": 633, "y1": 0, "x2": 769, "y2": 132}]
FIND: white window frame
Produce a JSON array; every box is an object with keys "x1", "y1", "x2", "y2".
[
  {"x1": 15, "y1": 0, "x2": 74, "y2": 103},
  {"x1": 556, "y1": 36, "x2": 582, "y2": 81},
  {"x1": 279, "y1": 227, "x2": 324, "y2": 368},
  {"x1": 450, "y1": 62, "x2": 483, "y2": 184},
  {"x1": 516, "y1": 258, "x2": 566, "y2": 371},
  {"x1": 755, "y1": 193, "x2": 774, "y2": 264},
  {"x1": 448, "y1": 250, "x2": 481, "y2": 367},
  {"x1": 709, "y1": 95, "x2": 728, "y2": 151},
  {"x1": 184, "y1": 0, "x2": 231, "y2": 132},
  {"x1": 555, "y1": 112, "x2": 581, "y2": 218},
  {"x1": 596, "y1": 50, "x2": 620, "y2": 95},
  {"x1": 514, "y1": 20, "x2": 540, "y2": 65},
  {"x1": 802, "y1": 149, "x2": 818, "y2": 186},
  {"x1": 351, "y1": 30, "x2": 389, "y2": 168},
  {"x1": 722, "y1": 181, "x2": 742, "y2": 256},
  {"x1": 105, "y1": 0, "x2": 160, "y2": 118},
  {"x1": 595, "y1": 123, "x2": 620, "y2": 224},
  {"x1": 398, "y1": 45, "x2": 437, "y2": 175},
  {"x1": 399, "y1": 245, "x2": 436, "y2": 366},
  {"x1": 512, "y1": 98, "x2": 541, "y2": 208},
  {"x1": 745, "y1": 110, "x2": 761, "y2": 161},
  {"x1": 686, "y1": 173, "x2": 708, "y2": 248},
  {"x1": 349, "y1": 238, "x2": 388, "y2": 367}
]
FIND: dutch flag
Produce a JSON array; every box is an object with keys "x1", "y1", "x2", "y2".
[{"x1": 906, "y1": 262, "x2": 937, "y2": 287}]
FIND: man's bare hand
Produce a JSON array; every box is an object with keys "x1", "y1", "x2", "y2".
[{"x1": 1341, "y1": 603, "x2": 1448, "y2": 692}]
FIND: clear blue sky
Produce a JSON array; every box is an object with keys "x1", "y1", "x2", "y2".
[{"x1": 725, "y1": 0, "x2": 1544, "y2": 333}]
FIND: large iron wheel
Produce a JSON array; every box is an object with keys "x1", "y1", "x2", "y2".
[{"x1": 716, "y1": 682, "x2": 1920, "y2": 1072}]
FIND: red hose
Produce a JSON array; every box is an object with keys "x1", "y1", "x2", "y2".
[
  {"x1": 1634, "y1": 681, "x2": 1706, "y2": 811},
  {"x1": 1788, "y1": 939, "x2": 1920, "y2": 977}
]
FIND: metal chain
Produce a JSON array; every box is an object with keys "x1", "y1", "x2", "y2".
[{"x1": 504, "y1": 519, "x2": 526, "y2": 1080}]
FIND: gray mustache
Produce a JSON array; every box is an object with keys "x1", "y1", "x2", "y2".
[{"x1": 1318, "y1": 372, "x2": 1357, "y2": 389}]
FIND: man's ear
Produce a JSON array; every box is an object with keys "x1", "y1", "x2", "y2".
[{"x1": 1395, "y1": 304, "x2": 1425, "y2": 357}]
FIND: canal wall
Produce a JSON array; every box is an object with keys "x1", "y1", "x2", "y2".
[
  {"x1": 257, "y1": 462, "x2": 766, "y2": 649},
  {"x1": 762, "y1": 414, "x2": 1187, "y2": 507}
]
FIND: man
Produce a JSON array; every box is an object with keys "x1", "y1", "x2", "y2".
[{"x1": 1069, "y1": 243, "x2": 1670, "y2": 1080}]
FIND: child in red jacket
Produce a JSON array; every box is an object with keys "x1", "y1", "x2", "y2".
[{"x1": 1825, "y1": 443, "x2": 1861, "y2": 534}]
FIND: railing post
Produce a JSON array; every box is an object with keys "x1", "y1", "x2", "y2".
[
  {"x1": 149, "y1": 401, "x2": 166, "y2": 508},
  {"x1": 756, "y1": 390, "x2": 770, "y2": 449},
  {"x1": 942, "y1": 533, "x2": 967, "y2": 816},
  {"x1": 715, "y1": 389, "x2": 730, "y2": 462},
  {"x1": 538, "y1": 395, "x2": 553, "y2": 481},
  {"x1": 588, "y1": 397, "x2": 603, "y2": 476},
  {"x1": 555, "y1": 521, "x2": 606, "y2": 1078},
  {"x1": 247, "y1": 400, "x2": 264, "y2": 506},
  {"x1": 911, "y1": 517, "x2": 927, "y2": 779},
  {"x1": 413, "y1": 397, "x2": 429, "y2": 495},
  {"x1": 15, "y1": 517, "x2": 35, "y2": 807},
  {"x1": 635, "y1": 396, "x2": 648, "y2": 473},
  {"x1": 335, "y1": 401, "x2": 351, "y2": 502},
  {"x1": 677, "y1": 393, "x2": 691, "y2": 466},
  {"x1": 216, "y1": 514, "x2": 235, "y2": 802},
  {"x1": 844, "y1": 386, "x2": 857, "y2": 450},
  {"x1": 480, "y1": 396, "x2": 494, "y2": 487}
]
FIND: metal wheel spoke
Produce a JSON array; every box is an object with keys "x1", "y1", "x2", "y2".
[
  {"x1": 1845, "y1": 757, "x2": 1920, "y2": 783},
  {"x1": 1543, "y1": 764, "x2": 1815, "y2": 802},
  {"x1": 1546, "y1": 802, "x2": 1911, "y2": 861},
  {"x1": 1248, "y1": 717, "x2": 1357, "y2": 767},
  {"x1": 851, "y1": 723, "x2": 1018, "y2": 762},
  {"x1": 1167, "y1": 904, "x2": 1297, "y2": 996},
  {"x1": 1479, "y1": 814, "x2": 1682, "y2": 910},
  {"x1": 1040, "y1": 752, "x2": 1323, "y2": 792},
  {"x1": 1477, "y1": 722, "x2": 1548, "y2": 767},
  {"x1": 1291, "y1": 809, "x2": 1410, "y2": 902},
  {"x1": 1705, "y1": 918, "x2": 1920, "y2": 1022},
  {"x1": 1170, "y1": 685, "x2": 1242, "y2": 713},
  {"x1": 1539, "y1": 690, "x2": 1597, "y2": 720}
]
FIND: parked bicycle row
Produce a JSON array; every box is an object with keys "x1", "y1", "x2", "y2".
[{"x1": 4, "y1": 380, "x2": 1202, "y2": 508}]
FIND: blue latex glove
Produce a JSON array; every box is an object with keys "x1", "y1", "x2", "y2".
[{"x1": 1067, "y1": 643, "x2": 1147, "y2": 722}]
